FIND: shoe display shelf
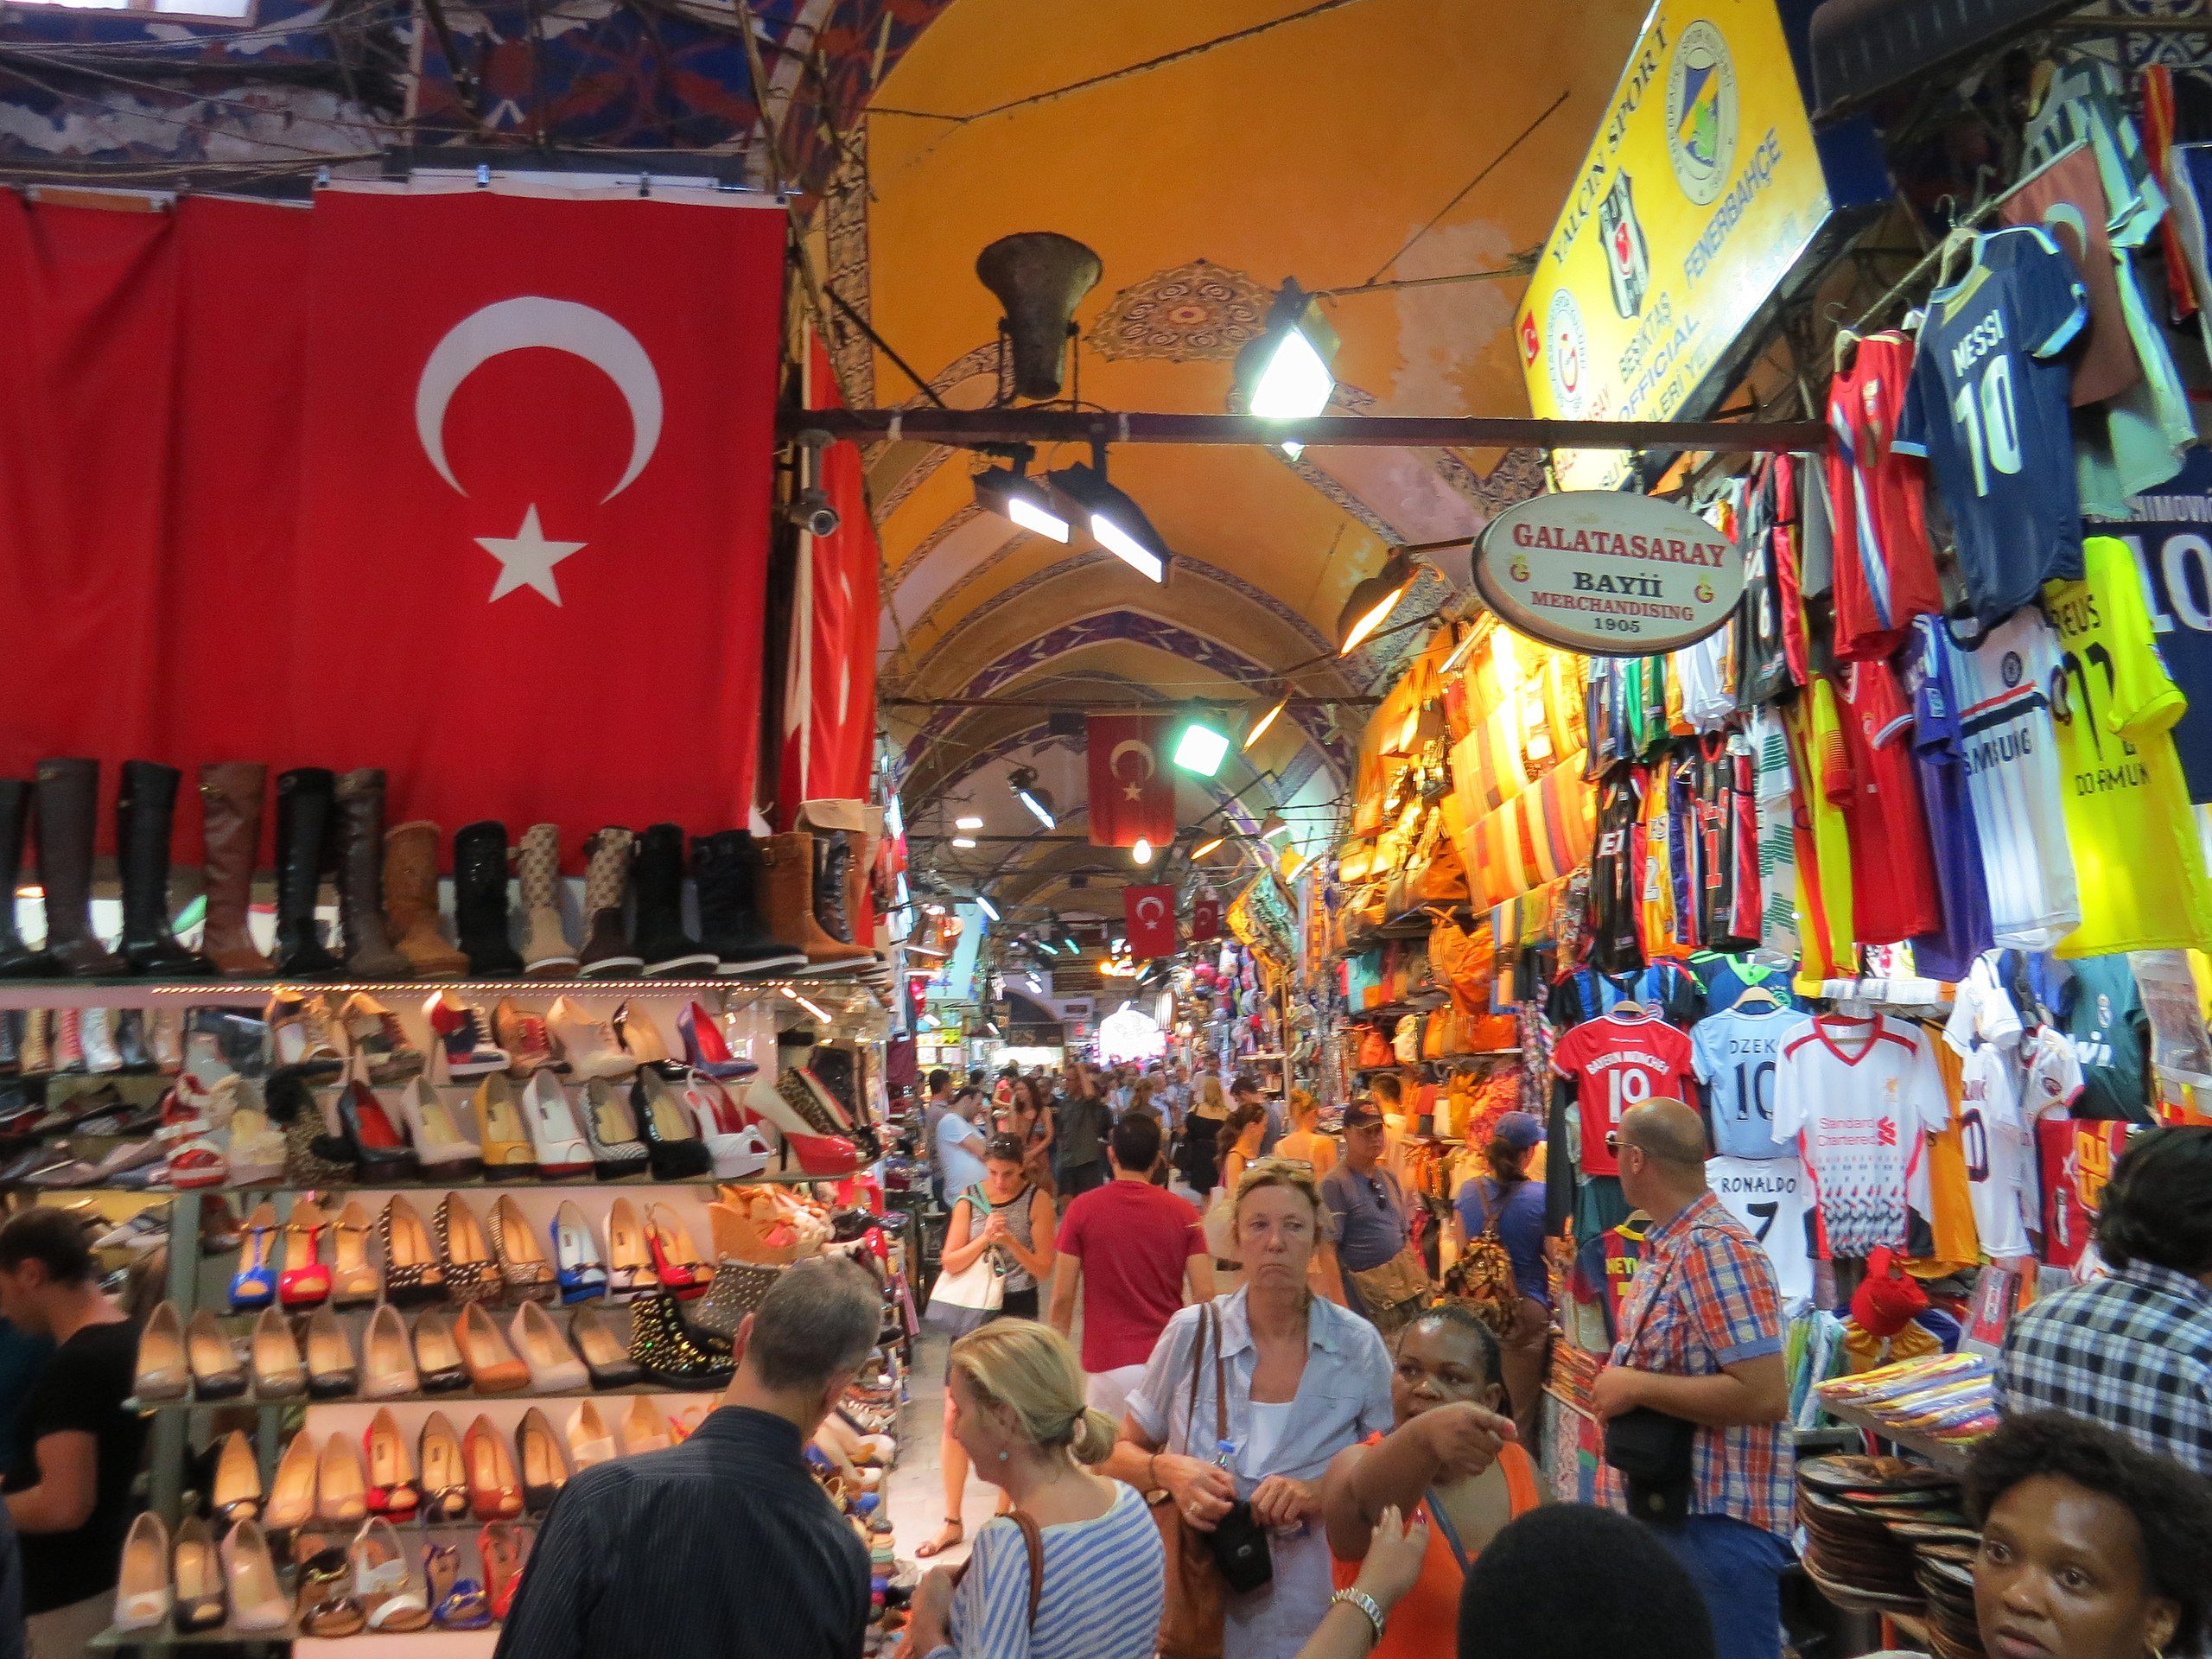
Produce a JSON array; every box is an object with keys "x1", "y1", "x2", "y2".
[{"x1": 0, "y1": 975, "x2": 881, "y2": 1013}]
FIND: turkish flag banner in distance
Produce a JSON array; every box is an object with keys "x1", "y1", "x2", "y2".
[
  {"x1": 1087, "y1": 714, "x2": 1175, "y2": 849},
  {"x1": 1190, "y1": 891, "x2": 1223, "y2": 943},
  {"x1": 1125, "y1": 883, "x2": 1179, "y2": 960},
  {"x1": 0, "y1": 186, "x2": 784, "y2": 861}
]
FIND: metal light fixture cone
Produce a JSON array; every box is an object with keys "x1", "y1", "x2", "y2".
[
  {"x1": 1338, "y1": 550, "x2": 1414, "y2": 655},
  {"x1": 975, "y1": 232, "x2": 1103, "y2": 401},
  {"x1": 974, "y1": 460, "x2": 1071, "y2": 543},
  {"x1": 1259, "y1": 810, "x2": 1292, "y2": 842},
  {"x1": 1047, "y1": 457, "x2": 1171, "y2": 583},
  {"x1": 1233, "y1": 281, "x2": 1339, "y2": 457},
  {"x1": 1007, "y1": 765, "x2": 1057, "y2": 830}
]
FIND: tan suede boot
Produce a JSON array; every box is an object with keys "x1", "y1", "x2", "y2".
[
  {"x1": 382, "y1": 823, "x2": 468, "y2": 980},
  {"x1": 758, "y1": 833, "x2": 870, "y2": 972}
]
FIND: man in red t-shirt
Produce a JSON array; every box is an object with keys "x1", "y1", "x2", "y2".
[{"x1": 1049, "y1": 1113, "x2": 1217, "y2": 1419}]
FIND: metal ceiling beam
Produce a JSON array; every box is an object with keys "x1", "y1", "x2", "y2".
[{"x1": 784, "y1": 408, "x2": 1830, "y2": 452}]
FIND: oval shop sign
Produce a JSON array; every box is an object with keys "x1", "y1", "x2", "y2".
[{"x1": 1473, "y1": 490, "x2": 1745, "y2": 657}]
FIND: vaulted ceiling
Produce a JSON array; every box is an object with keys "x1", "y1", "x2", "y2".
[{"x1": 833, "y1": 0, "x2": 1649, "y2": 931}]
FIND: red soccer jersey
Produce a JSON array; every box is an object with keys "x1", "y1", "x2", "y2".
[
  {"x1": 1550, "y1": 1009, "x2": 1697, "y2": 1178},
  {"x1": 1830, "y1": 659, "x2": 1944, "y2": 943},
  {"x1": 1826, "y1": 335, "x2": 1944, "y2": 660}
]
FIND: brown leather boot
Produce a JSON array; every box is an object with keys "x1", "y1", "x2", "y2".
[
  {"x1": 335, "y1": 771, "x2": 412, "y2": 980},
  {"x1": 198, "y1": 764, "x2": 272, "y2": 976},
  {"x1": 382, "y1": 822, "x2": 467, "y2": 980},
  {"x1": 757, "y1": 833, "x2": 870, "y2": 972}
]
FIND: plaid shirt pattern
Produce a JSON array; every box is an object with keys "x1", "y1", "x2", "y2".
[
  {"x1": 1610, "y1": 1192, "x2": 1795, "y2": 1536},
  {"x1": 1997, "y1": 1259, "x2": 2212, "y2": 1478}
]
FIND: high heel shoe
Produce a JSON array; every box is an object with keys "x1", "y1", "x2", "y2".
[
  {"x1": 303, "y1": 1306, "x2": 359, "y2": 1399},
  {"x1": 515, "y1": 1407, "x2": 572, "y2": 1514},
  {"x1": 218, "y1": 1077, "x2": 286, "y2": 1186},
  {"x1": 329, "y1": 1200, "x2": 381, "y2": 1308},
  {"x1": 463, "y1": 1414, "x2": 523, "y2": 1521},
  {"x1": 338, "y1": 994, "x2": 425, "y2": 1085},
  {"x1": 471, "y1": 1075, "x2": 537, "y2": 1178},
  {"x1": 187, "y1": 1309, "x2": 247, "y2": 1407},
  {"x1": 677, "y1": 1001, "x2": 756, "y2": 1079},
  {"x1": 379, "y1": 1195, "x2": 448, "y2": 1308},
  {"x1": 686, "y1": 1074, "x2": 773, "y2": 1179},
  {"x1": 419, "y1": 1412, "x2": 470, "y2": 1521},
  {"x1": 551, "y1": 1201, "x2": 607, "y2": 1304},
  {"x1": 362, "y1": 1303, "x2": 420, "y2": 1399},
  {"x1": 520, "y1": 1071, "x2": 593, "y2": 1179},
  {"x1": 488, "y1": 1194, "x2": 557, "y2": 1303},
  {"x1": 277, "y1": 1198, "x2": 333, "y2": 1309},
  {"x1": 212, "y1": 1427, "x2": 264, "y2": 1523},
  {"x1": 567, "y1": 1400, "x2": 619, "y2": 1469},
  {"x1": 426, "y1": 1541, "x2": 492, "y2": 1630},
  {"x1": 423, "y1": 989, "x2": 509, "y2": 1078},
  {"x1": 410, "y1": 1309, "x2": 469, "y2": 1394},
  {"x1": 395, "y1": 1077, "x2": 484, "y2": 1181},
  {"x1": 435, "y1": 1192, "x2": 499, "y2": 1306},
  {"x1": 158, "y1": 1084, "x2": 229, "y2": 1189},
  {"x1": 228, "y1": 1200, "x2": 281, "y2": 1312},
  {"x1": 569, "y1": 1303, "x2": 642, "y2": 1389},
  {"x1": 335, "y1": 1077, "x2": 418, "y2": 1182},
  {"x1": 604, "y1": 1198, "x2": 660, "y2": 1301},
  {"x1": 173, "y1": 1516, "x2": 227, "y2": 1634},
  {"x1": 645, "y1": 1203, "x2": 709, "y2": 1300},
  {"x1": 351, "y1": 1516, "x2": 432, "y2": 1633},
  {"x1": 265, "y1": 1427, "x2": 320, "y2": 1533},
  {"x1": 512, "y1": 1300, "x2": 589, "y2": 1392},
  {"x1": 479, "y1": 1522, "x2": 531, "y2": 1621},
  {"x1": 455, "y1": 1302, "x2": 531, "y2": 1394},
  {"x1": 222, "y1": 1520, "x2": 292, "y2": 1635},
  {"x1": 134, "y1": 1301, "x2": 192, "y2": 1402},
  {"x1": 620, "y1": 1394, "x2": 675, "y2": 1455},
  {"x1": 613, "y1": 1001, "x2": 672, "y2": 1066},
  {"x1": 250, "y1": 1305, "x2": 307, "y2": 1400},
  {"x1": 493, "y1": 999, "x2": 558, "y2": 1077},
  {"x1": 114, "y1": 1512, "x2": 174, "y2": 1630},
  {"x1": 626, "y1": 1291, "x2": 734, "y2": 1390},
  {"x1": 545, "y1": 997, "x2": 635, "y2": 1081},
  {"x1": 317, "y1": 1430, "x2": 369, "y2": 1524},
  {"x1": 632, "y1": 1068, "x2": 712, "y2": 1179},
  {"x1": 581, "y1": 1077, "x2": 652, "y2": 1179},
  {"x1": 363, "y1": 1408, "x2": 421, "y2": 1522},
  {"x1": 741, "y1": 1078, "x2": 859, "y2": 1176}
]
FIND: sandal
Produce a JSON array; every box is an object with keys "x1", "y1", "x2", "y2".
[
  {"x1": 914, "y1": 1519, "x2": 963, "y2": 1559},
  {"x1": 426, "y1": 1542, "x2": 491, "y2": 1630}
]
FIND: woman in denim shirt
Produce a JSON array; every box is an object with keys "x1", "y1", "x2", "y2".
[{"x1": 1108, "y1": 1161, "x2": 1394, "y2": 1659}]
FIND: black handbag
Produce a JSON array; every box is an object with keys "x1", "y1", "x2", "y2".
[
  {"x1": 1603, "y1": 1406, "x2": 1699, "y2": 1522},
  {"x1": 1205, "y1": 1500, "x2": 1274, "y2": 1594}
]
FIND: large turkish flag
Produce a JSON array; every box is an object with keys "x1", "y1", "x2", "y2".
[
  {"x1": 0, "y1": 184, "x2": 785, "y2": 865},
  {"x1": 1087, "y1": 714, "x2": 1175, "y2": 849}
]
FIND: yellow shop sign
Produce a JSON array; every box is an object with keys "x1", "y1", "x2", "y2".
[{"x1": 1517, "y1": 0, "x2": 1830, "y2": 489}]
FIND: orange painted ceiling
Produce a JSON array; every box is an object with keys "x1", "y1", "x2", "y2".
[{"x1": 838, "y1": 0, "x2": 1649, "y2": 930}]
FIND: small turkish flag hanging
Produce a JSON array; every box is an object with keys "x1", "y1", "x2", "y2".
[
  {"x1": 1125, "y1": 884, "x2": 1179, "y2": 959},
  {"x1": 1087, "y1": 714, "x2": 1176, "y2": 849},
  {"x1": 1190, "y1": 891, "x2": 1223, "y2": 943}
]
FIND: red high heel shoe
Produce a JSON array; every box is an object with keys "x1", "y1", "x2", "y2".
[
  {"x1": 644, "y1": 1204, "x2": 708, "y2": 1300},
  {"x1": 740, "y1": 1080, "x2": 859, "y2": 1176},
  {"x1": 277, "y1": 1199, "x2": 334, "y2": 1308},
  {"x1": 478, "y1": 1522, "x2": 530, "y2": 1621}
]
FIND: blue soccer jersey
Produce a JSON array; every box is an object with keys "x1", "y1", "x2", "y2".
[
  {"x1": 1896, "y1": 227, "x2": 2089, "y2": 626},
  {"x1": 1691, "y1": 1004, "x2": 1800, "y2": 1160}
]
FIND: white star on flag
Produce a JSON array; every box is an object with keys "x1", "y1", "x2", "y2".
[{"x1": 478, "y1": 505, "x2": 587, "y2": 606}]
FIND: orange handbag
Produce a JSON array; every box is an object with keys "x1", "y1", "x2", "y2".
[{"x1": 1357, "y1": 1027, "x2": 1393, "y2": 1070}]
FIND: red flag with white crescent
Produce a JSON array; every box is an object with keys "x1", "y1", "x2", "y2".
[
  {"x1": 1087, "y1": 713, "x2": 1175, "y2": 849},
  {"x1": 1124, "y1": 883, "x2": 1179, "y2": 959},
  {"x1": 1190, "y1": 891, "x2": 1223, "y2": 943}
]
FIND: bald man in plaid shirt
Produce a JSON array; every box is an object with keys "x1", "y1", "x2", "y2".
[{"x1": 1590, "y1": 1098, "x2": 1794, "y2": 1659}]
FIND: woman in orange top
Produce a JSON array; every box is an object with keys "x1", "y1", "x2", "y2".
[{"x1": 1320, "y1": 1304, "x2": 1541, "y2": 1659}]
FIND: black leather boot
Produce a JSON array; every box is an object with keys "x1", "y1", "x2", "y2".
[
  {"x1": 811, "y1": 831, "x2": 855, "y2": 945},
  {"x1": 0, "y1": 781, "x2": 56, "y2": 978},
  {"x1": 452, "y1": 822, "x2": 525, "y2": 977},
  {"x1": 271, "y1": 768, "x2": 342, "y2": 978},
  {"x1": 693, "y1": 831, "x2": 806, "y2": 976},
  {"x1": 118, "y1": 760, "x2": 214, "y2": 977},
  {"x1": 35, "y1": 759, "x2": 124, "y2": 977},
  {"x1": 632, "y1": 824, "x2": 715, "y2": 977}
]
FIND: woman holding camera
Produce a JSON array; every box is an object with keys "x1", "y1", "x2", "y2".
[{"x1": 1105, "y1": 1160, "x2": 1394, "y2": 1659}]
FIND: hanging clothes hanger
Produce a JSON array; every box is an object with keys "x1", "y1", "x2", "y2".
[{"x1": 1735, "y1": 984, "x2": 1783, "y2": 1009}]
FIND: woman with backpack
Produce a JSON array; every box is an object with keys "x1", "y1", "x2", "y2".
[{"x1": 1450, "y1": 1111, "x2": 1549, "y2": 1450}]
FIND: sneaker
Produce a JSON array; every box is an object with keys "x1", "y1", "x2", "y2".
[
  {"x1": 339, "y1": 995, "x2": 425, "y2": 1084},
  {"x1": 113, "y1": 1008, "x2": 153, "y2": 1072},
  {"x1": 493, "y1": 1001, "x2": 558, "y2": 1078},
  {"x1": 266, "y1": 994, "x2": 345, "y2": 1080},
  {"x1": 423, "y1": 992, "x2": 509, "y2": 1079}
]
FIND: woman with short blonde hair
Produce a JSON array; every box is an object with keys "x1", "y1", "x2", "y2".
[
  {"x1": 906, "y1": 1324, "x2": 1164, "y2": 1659},
  {"x1": 1274, "y1": 1091, "x2": 1338, "y2": 1179}
]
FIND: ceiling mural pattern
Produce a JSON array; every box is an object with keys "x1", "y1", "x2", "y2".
[{"x1": 1084, "y1": 257, "x2": 1274, "y2": 362}]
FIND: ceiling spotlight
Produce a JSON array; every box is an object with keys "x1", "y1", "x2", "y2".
[
  {"x1": 1193, "y1": 835, "x2": 1226, "y2": 859},
  {"x1": 955, "y1": 815, "x2": 984, "y2": 830},
  {"x1": 1338, "y1": 550, "x2": 1415, "y2": 655},
  {"x1": 1243, "y1": 697, "x2": 1287, "y2": 749},
  {"x1": 973, "y1": 457, "x2": 1071, "y2": 543},
  {"x1": 975, "y1": 893, "x2": 1001, "y2": 921},
  {"x1": 1260, "y1": 810, "x2": 1293, "y2": 842},
  {"x1": 1133, "y1": 837, "x2": 1154, "y2": 866},
  {"x1": 1046, "y1": 454, "x2": 1171, "y2": 583},
  {"x1": 1235, "y1": 281, "x2": 1339, "y2": 457},
  {"x1": 1007, "y1": 765, "x2": 1057, "y2": 830},
  {"x1": 951, "y1": 836, "x2": 978, "y2": 849},
  {"x1": 1172, "y1": 719, "x2": 1230, "y2": 778}
]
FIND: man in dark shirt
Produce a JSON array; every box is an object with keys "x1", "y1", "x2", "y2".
[
  {"x1": 494, "y1": 1255, "x2": 881, "y2": 1659},
  {"x1": 0, "y1": 1207, "x2": 142, "y2": 1659}
]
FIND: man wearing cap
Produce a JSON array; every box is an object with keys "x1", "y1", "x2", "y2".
[
  {"x1": 1454, "y1": 1109, "x2": 1551, "y2": 1447},
  {"x1": 1320, "y1": 1101, "x2": 1427, "y2": 1333}
]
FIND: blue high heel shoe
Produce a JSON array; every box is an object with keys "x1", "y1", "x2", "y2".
[
  {"x1": 228, "y1": 1200, "x2": 278, "y2": 1311},
  {"x1": 551, "y1": 1201, "x2": 608, "y2": 1304}
]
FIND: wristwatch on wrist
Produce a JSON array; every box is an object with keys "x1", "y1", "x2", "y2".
[{"x1": 1329, "y1": 1588, "x2": 1387, "y2": 1649}]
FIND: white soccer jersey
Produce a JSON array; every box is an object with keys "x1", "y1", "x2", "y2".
[
  {"x1": 1749, "y1": 708, "x2": 1800, "y2": 958},
  {"x1": 1958, "y1": 1040, "x2": 2035, "y2": 1259},
  {"x1": 1948, "y1": 612, "x2": 2081, "y2": 949},
  {"x1": 1773, "y1": 1014, "x2": 1951, "y2": 1258},
  {"x1": 1707, "y1": 1154, "x2": 1818, "y2": 1303}
]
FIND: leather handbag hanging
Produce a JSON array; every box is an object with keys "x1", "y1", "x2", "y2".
[{"x1": 1154, "y1": 1303, "x2": 1230, "y2": 1659}]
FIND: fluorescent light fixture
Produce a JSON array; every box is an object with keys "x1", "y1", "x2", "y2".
[
  {"x1": 1338, "y1": 551, "x2": 1414, "y2": 655},
  {"x1": 1234, "y1": 283, "x2": 1339, "y2": 458},
  {"x1": 1062, "y1": 935, "x2": 1081, "y2": 954},
  {"x1": 1173, "y1": 720, "x2": 1230, "y2": 777},
  {"x1": 1132, "y1": 836, "x2": 1154, "y2": 866},
  {"x1": 1260, "y1": 811, "x2": 1292, "y2": 842},
  {"x1": 973, "y1": 464, "x2": 1071, "y2": 543},
  {"x1": 955, "y1": 815, "x2": 984, "y2": 830},
  {"x1": 1243, "y1": 697, "x2": 1287, "y2": 749},
  {"x1": 1192, "y1": 835, "x2": 1226, "y2": 859},
  {"x1": 1008, "y1": 766, "x2": 1057, "y2": 830},
  {"x1": 975, "y1": 893, "x2": 1001, "y2": 921},
  {"x1": 951, "y1": 836, "x2": 977, "y2": 849},
  {"x1": 1046, "y1": 459, "x2": 1171, "y2": 583},
  {"x1": 779, "y1": 985, "x2": 831, "y2": 1022}
]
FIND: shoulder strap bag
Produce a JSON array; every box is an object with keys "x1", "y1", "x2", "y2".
[
  {"x1": 1153, "y1": 1303, "x2": 1230, "y2": 1659},
  {"x1": 950, "y1": 1510, "x2": 1046, "y2": 1630},
  {"x1": 1600, "y1": 1237, "x2": 1699, "y2": 1523},
  {"x1": 922, "y1": 1188, "x2": 1006, "y2": 1338}
]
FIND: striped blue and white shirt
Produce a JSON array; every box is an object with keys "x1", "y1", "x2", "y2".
[{"x1": 930, "y1": 1483, "x2": 1163, "y2": 1659}]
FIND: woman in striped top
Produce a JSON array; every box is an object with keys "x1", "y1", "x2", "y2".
[{"x1": 906, "y1": 1323, "x2": 1164, "y2": 1659}]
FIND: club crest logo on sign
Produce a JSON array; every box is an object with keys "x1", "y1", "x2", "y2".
[
  {"x1": 1599, "y1": 171, "x2": 1650, "y2": 319},
  {"x1": 1665, "y1": 20, "x2": 1737, "y2": 206},
  {"x1": 1545, "y1": 289, "x2": 1589, "y2": 416}
]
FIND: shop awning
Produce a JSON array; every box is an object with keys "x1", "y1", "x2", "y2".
[{"x1": 1808, "y1": 0, "x2": 2082, "y2": 119}]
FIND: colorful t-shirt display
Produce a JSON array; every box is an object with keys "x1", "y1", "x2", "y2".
[
  {"x1": 2058, "y1": 953, "x2": 2153, "y2": 1122},
  {"x1": 1782, "y1": 680, "x2": 1856, "y2": 989},
  {"x1": 2086, "y1": 448, "x2": 2212, "y2": 804},
  {"x1": 1948, "y1": 611, "x2": 2081, "y2": 949},
  {"x1": 1772, "y1": 1014, "x2": 1950, "y2": 1258},
  {"x1": 1550, "y1": 1010, "x2": 1696, "y2": 1179}
]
